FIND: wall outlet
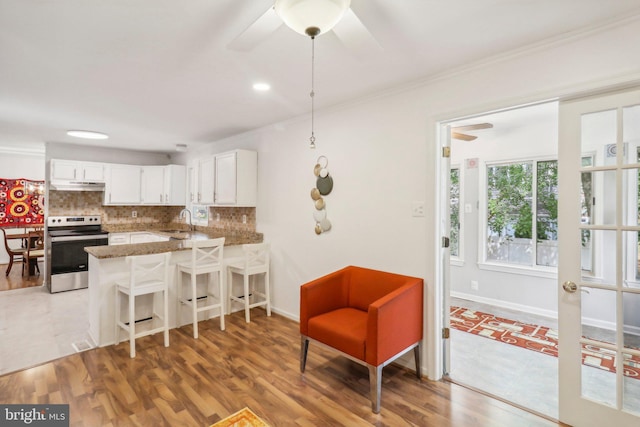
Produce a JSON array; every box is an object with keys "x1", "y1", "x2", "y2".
[
  {"x1": 411, "y1": 201, "x2": 425, "y2": 217},
  {"x1": 131, "y1": 210, "x2": 137, "y2": 218},
  {"x1": 242, "y1": 214, "x2": 247, "y2": 224},
  {"x1": 471, "y1": 280, "x2": 479, "y2": 291}
]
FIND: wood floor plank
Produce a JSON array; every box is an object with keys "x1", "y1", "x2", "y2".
[{"x1": 0, "y1": 310, "x2": 567, "y2": 426}]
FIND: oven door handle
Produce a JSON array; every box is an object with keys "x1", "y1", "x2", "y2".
[{"x1": 50, "y1": 235, "x2": 109, "y2": 242}]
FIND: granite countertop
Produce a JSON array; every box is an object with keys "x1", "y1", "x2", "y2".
[{"x1": 85, "y1": 226, "x2": 263, "y2": 259}]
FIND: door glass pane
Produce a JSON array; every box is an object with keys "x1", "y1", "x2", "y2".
[
  {"x1": 537, "y1": 160, "x2": 558, "y2": 267},
  {"x1": 623, "y1": 292, "x2": 640, "y2": 350},
  {"x1": 581, "y1": 287, "x2": 617, "y2": 346},
  {"x1": 623, "y1": 231, "x2": 640, "y2": 287},
  {"x1": 622, "y1": 168, "x2": 640, "y2": 227},
  {"x1": 582, "y1": 230, "x2": 617, "y2": 285},
  {"x1": 582, "y1": 363, "x2": 616, "y2": 408},
  {"x1": 623, "y1": 353, "x2": 640, "y2": 414},
  {"x1": 623, "y1": 104, "x2": 640, "y2": 166},
  {"x1": 581, "y1": 109, "x2": 617, "y2": 167},
  {"x1": 583, "y1": 170, "x2": 617, "y2": 226}
]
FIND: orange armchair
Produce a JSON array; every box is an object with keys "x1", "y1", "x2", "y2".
[{"x1": 300, "y1": 266, "x2": 423, "y2": 413}]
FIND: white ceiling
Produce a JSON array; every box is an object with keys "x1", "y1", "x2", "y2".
[{"x1": 1, "y1": 0, "x2": 639, "y2": 154}]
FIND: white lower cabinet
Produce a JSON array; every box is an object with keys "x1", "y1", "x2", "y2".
[{"x1": 109, "y1": 232, "x2": 170, "y2": 245}]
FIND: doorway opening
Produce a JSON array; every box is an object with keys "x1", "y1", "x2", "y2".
[{"x1": 442, "y1": 101, "x2": 561, "y2": 418}]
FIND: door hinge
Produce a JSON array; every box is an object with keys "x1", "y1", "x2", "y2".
[
  {"x1": 442, "y1": 147, "x2": 451, "y2": 158},
  {"x1": 442, "y1": 327, "x2": 450, "y2": 339},
  {"x1": 442, "y1": 236, "x2": 450, "y2": 248}
]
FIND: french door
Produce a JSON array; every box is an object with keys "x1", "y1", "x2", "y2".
[{"x1": 558, "y1": 87, "x2": 640, "y2": 426}]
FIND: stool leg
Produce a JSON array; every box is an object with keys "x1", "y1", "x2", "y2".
[
  {"x1": 163, "y1": 288, "x2": 169, "y2": 347},
  {"x1": 129, "y1": 294, "x2": 136, "y2": 358},
  {"x1": 227, "y1": 268, "x2": 233, "y2": 315},
  {"x1": 114, "y1": 288, "x2": 120, "y2": 345},
  {"x1": 218, "y1": 270, "x2": 225, "y2": 331},
  {"x1": 265, "y1": 270, "x2": 271, "y2": 317},
  {"x1": 243, "y1": 273, "x2": 250, "y2": 323},
  {"x1": 191, "y1": 271, "x2": 198, "y2": 339}
]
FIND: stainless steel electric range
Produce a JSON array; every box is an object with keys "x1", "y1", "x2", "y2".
[{"x1": 46, "y1": 215, "x2": 109, "y2": 293}]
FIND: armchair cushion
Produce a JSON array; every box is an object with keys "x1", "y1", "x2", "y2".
[{"x1": 308, "y1": 307, "x2": 368, "y2": 360}]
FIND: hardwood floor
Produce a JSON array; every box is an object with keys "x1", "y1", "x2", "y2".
[
  {"x1": 0, "y1": 260, "x2": 43, "y2": 291},
  {"x1": 0, "y1": 309, "x2": 566, "y2": 427}
]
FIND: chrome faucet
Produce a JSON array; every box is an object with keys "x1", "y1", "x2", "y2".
[{"x1": 179, "y1": 208, "x2": 194, "y2": 231}]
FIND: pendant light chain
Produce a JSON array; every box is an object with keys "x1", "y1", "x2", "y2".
[{"x1": 309, "y1": 35, "x2": 316, "y2": 149}]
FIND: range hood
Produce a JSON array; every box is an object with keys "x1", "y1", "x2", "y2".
[{"x1": 49, "y1": 180, "x2": 105, "y2": 192}]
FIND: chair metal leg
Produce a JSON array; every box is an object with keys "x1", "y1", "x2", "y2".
[
  {"x1": 414, "y1": 343, "x2": 422, "y2": 379},
  {"x1": 300, "y1": 336, "x2": 309, "y2": 373},
  {"x1": 368, "y1": 364, "x2": 382, "y2": 414}
]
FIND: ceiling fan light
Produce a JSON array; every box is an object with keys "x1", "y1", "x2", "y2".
[{"x1": 275, "y1": 0, "x2": 351, "y2": 37}]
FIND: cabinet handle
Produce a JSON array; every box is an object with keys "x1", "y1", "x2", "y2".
[
  {"x1": 160, "y1": 193, "x2": 163, "y2": 203},
  {"x1": 73, "y1": 169, "x2": 77, "y2": 179},
  {"x1": 190, "y1": 193, "x2": 194, "y2": 202},
  {"x1": 165, "y1": 194, "x2": 168, "y2": 203},
  {"x1": 109, "y1": 193, "x2": 112, "y2": 203},
  {"x1": 82, "y1": 169, "x2": 86, "y2": 180},
  {"x1": 198, "y1": 193, "x2": 201, "y2": 202}
]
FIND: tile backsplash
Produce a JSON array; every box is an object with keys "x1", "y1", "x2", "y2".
[{"x1": 48, "y1": 191, "x2": 256, "y2": 231}]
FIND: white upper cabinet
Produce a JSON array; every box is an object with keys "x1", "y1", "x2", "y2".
[
  {"x1": 104, "y1": 164, "x2": 142, "y2": 205},
  {"x1": 214, "y1": 150, "x2": 257, "y2": 207},
  {"x1": 50, "y1": 159, "x2": 105, "y2": 182},
  {"x1": 141, "y1": 166, "x2": 165, "y2": 205},
  {"x1": 197, "y1": 156, "x2": 216, "y2": 205},
  {"x1": 164, "y1": 164, "x2": 186, "y2": 206}
]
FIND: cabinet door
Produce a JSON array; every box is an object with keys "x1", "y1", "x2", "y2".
[
  {"x1": 50, "y1": 160, "x2": 78, "y2": 180},
  {"x1": 187, "y1": 160, "x2": 198, "y2": 205},
  {"x1": 106, "y1": 165, "x2": 141, "y2": 204},
  {"x1": 214, "y1": 152, "x2": 237, "y2": 205},
  {"x1": 164, "y1": 165, "x2": 186, "y2": 205},
  {"x1": 141, "y1": 166, "x2": 165, "y2": 205},
  {"x1": 108, "y1": 233, "x2": 130, "y2": 245},
  {"x1": 198, "y1": 157, "x2": 215, "y2": 204},
  {"x1": 81, "y1": 162, "x2": 105, "y2": 182}
]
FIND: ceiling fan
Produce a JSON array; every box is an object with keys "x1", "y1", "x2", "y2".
[
  {"x1": 451, "y1": 123, "x2": 493, "y2": 141},
  {"x1": 227, "y1": 0, "x2": 381, "y2": 57}
]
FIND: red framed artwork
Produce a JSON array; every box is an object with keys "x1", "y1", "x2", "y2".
[{"x1": 0, "y1": 178, "x2": 45, "y2": 227}]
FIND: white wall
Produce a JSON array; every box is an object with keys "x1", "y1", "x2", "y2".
[{"x1": 185, "y1": 15, "x2": 640, "y2": 379}]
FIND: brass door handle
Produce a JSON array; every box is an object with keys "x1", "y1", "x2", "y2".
[{"x1": 562, "y1": 281, "x2": 578, "y2": 293}]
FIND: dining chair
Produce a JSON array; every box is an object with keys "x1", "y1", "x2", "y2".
[
  {"x1": 1, "y1": 228, "x2": 27, "y2": 276},
  {"x1": 25, "y1": 230, "x2": 45, "y2": 276}
]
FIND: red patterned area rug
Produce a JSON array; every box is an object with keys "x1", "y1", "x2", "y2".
[{"x1": 450, "y1": 305, "x2": 640, "y2": 380}]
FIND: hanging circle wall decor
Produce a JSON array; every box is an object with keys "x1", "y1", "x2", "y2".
[{"x1": 310, "y1": 155, "x2": 333, "y2": 235}]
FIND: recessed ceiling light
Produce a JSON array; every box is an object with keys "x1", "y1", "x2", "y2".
[
  {"x1": 253, "y1": 83, "x2": 271, "y2": 92},
  {"x1": 175, "y1": 144, "x2": 188, "y2": 152},
  {"x1": 67, "y1": 130, "x2": 109, "y2": 140}
]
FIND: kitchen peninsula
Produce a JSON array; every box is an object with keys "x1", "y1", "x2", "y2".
[{"x1": 85, "y1": 227, "x2": 263, "y2": 347}]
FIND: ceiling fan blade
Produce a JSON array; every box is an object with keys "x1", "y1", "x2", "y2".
[
  {"x1": 452, "y1": 123, "x2": 493, "y2": 132},
  {"x1": 451, "y1": 132, "x2": 477, "y2": 141},
  {"x1": 332, "y1": 8, "x2": 382, "y2": 59},
  {"x1": 227, "y1": 7, "x2": 282, "y2": 51}
]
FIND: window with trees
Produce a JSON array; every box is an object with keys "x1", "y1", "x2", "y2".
[
  {"x1": 450, "y1": 167, "x2": 460, "y2": 258},
  {"x1": 486, "y1": 160, "x2": 558, "y2": 268}
]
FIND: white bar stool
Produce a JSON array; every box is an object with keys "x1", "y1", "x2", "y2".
[
  {"x1": 226, "y1": 243, "x2": 271, "y2": 323},
  {"x1": 176, "y1": 237, "x2": 225, "y2": 339},
  {"x1": 115, "y1": 252, "x2": 171, "y2": 358}
]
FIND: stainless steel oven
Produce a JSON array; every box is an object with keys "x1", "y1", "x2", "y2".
[{"x1": 46, "y1": 215, "x2": 108, "y2": 293}]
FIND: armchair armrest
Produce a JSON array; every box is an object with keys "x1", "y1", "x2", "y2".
[
  {"x1": 365, "y1": 278, "x2": 423, "y2": 366},
  {"x1": 300, "y1": 267, "x2": 351, "y2": 335}
]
